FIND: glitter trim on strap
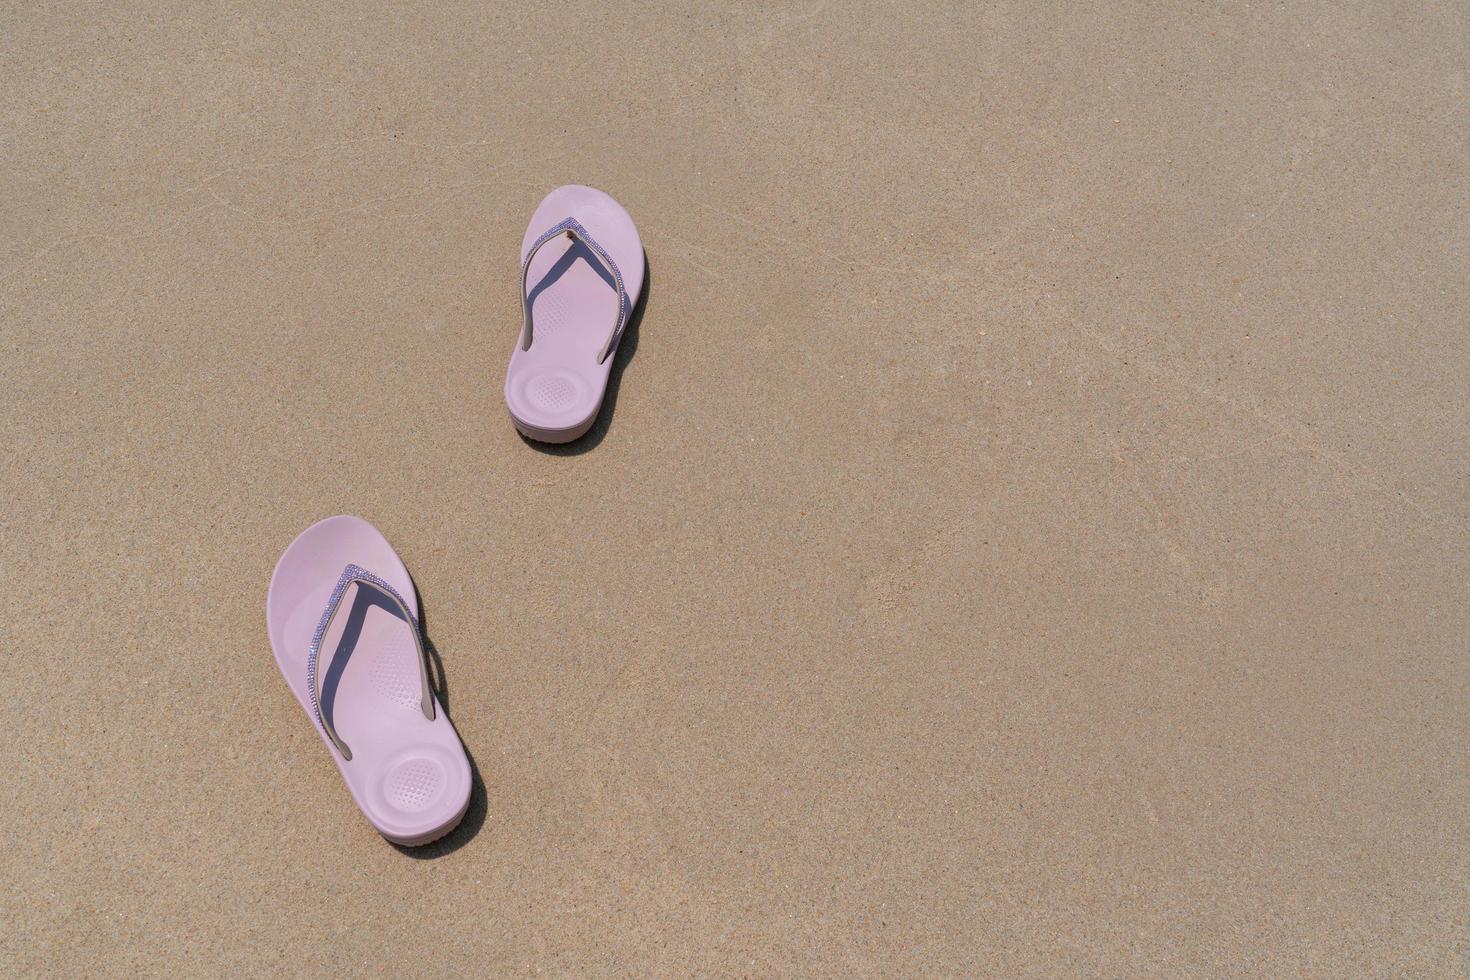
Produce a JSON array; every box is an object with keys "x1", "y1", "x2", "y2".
[
  {"x1": 518, "y1": 216, "x2": 630, "y2": 365},
  {"x1": 306, "y1": 563, "x2": 434, "y2": 761}
]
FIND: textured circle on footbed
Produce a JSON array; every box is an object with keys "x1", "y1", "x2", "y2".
[
  {"x1": 517, "y1": 369, "x2": 585, "y2": 418},
  {"x1": 528, "y1": 373, "x2": 578, "y2": 411},
  {"x1": 384, "y1": 757, "x2": 444, "y2": 813}
]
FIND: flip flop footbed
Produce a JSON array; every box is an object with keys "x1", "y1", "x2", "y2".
[
  {"x1": 505, "y1": 185, "x2": 644, "y2": 442},
  {"x1": 267, "y1": 515, "x2": 471, "y2": 845}
]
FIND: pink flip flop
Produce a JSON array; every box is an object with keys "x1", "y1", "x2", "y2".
[
  {"x1": 267, "y1": 515, "x2": 472, "y2": 846},
  {"x1": 504, "y1": 185, "x2": 645, "y2": 443}
]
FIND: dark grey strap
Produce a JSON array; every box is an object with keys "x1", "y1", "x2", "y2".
[
  {"x1": 518, "y1": 216, "x2": 630, "y2": 365},
  {"x1": 306, "y1": 564, "x2": 434, "y2": 761}
]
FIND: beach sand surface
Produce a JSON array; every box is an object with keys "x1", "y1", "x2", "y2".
[{"x1": 2, "y1": 1, "x2": 1467, "y2": 974}]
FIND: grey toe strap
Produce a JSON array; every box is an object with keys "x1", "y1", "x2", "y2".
[
  {"x1": 306, "y1": 563, "x2": 434, "y2": 761},
  {"x1": 518, "y1": 216, "x2": 630, "y2": 365}
]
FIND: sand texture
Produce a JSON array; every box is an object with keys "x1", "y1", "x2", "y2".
[{"x1": 2, "y1": 1, "x2": 1467, "y2": 974}]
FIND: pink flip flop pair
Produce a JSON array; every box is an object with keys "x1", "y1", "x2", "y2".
[{"x1": 267, "y1": 187, "x2": 642, "y2": 846}]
